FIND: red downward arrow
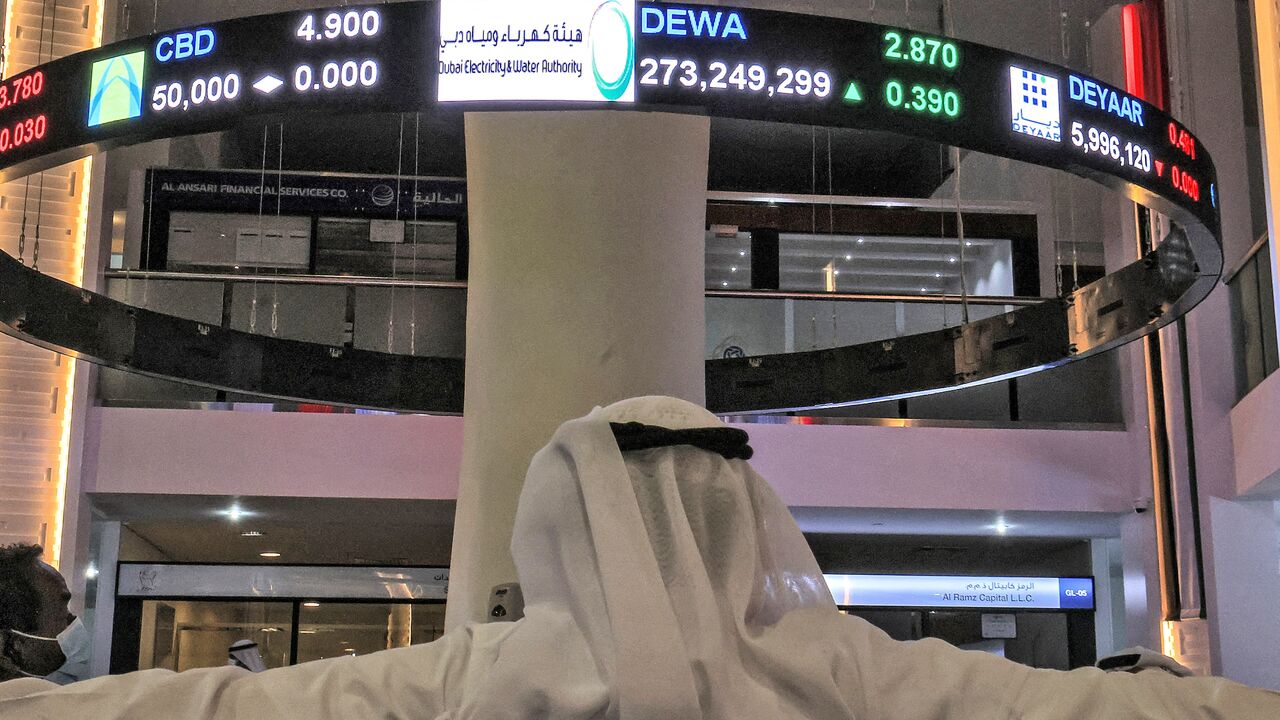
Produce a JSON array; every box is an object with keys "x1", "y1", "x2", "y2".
[{"x1": 1154, "y1": 160, "x2": 1165, "y2": 177}]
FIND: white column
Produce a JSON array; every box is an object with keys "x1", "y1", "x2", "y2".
[{"x1": 446, "y1": 111, "x2": 711, "y2": 629}]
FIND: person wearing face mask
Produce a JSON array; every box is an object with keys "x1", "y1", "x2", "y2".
[{"x1": 0, "y1": 544, "x2": 89, "y2": 686}]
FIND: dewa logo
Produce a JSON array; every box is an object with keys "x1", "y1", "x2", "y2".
[
  {"x1": 88, "y1": 51, "x2": 146, "y2": 127},
  {"x1": 590, "y1": 0, "x2": 634, "y2": 101}
]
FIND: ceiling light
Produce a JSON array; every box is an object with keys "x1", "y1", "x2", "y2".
[
  {"x1": 259, "y1": 551, "x2": 281, "y2": 558},
  {"x1": 721, "y1": 281, "x2": 728, "y2": 287},
  {"x1": 993, "y1": 519, "x2": 1012, "y2": 535},
  {"x1": 85, "y1": 563, "x2": 99, "y2": 579},
  {"x1": 934, "y1": 272, "x2": 941, "y2": 278},
  {"x1": 833, "y1": 269, "x2": 841, "y2": 276},
  {"x1": 738, "y1": 250, "x2": 746, "y2": 257},
  {"x1": 262, "y1": 627, "x2": 281, "y2": 633},
  {"x1": 303, "y1": 601, "x2": 321, "y2": 608},
  {"x1": 343, "y1": 648, "x2": 357, "y2": 653},
  {"x1": 948, "y1": 257, "x2": 957, "y2": 263},
  {"x1": 241, "y1": 530, "x2": 263, "y2": 538},
  {"x1": 844, "y1": 253, "x2": 852, "y2": 261},
  {"x1": 856, "y1": 237, "x2": 865, "y2": 244},
  {"x1": 965, "y1": 241, "x2": 973, "y2": 247},
  {"x1": 730, "y1": 266, "x2": 738, "y2": 273},
  {"x1": 920, "y1": 288, "x2": 928, "y2": 293},
  {"x1": 218, "y1": 504, "x2": 256, "y2": 522},
  {"x1": 299, "y1": 630, "x2": 317, "y2": 635}
]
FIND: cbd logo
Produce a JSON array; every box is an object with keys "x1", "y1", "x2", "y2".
[{"x1": 88, "y1": 50, "x2": 146, "y2": 127}]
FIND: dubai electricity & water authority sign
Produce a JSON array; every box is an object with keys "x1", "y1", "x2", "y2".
[{"x1": 437, "y1": 0, "x2": 636, "y2": 102}]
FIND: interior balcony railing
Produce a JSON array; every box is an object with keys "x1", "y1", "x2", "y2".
[{"x1": 97, "y1": 270, "x2": 1123, "y2": 428}]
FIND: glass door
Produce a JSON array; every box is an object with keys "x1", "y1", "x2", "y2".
[{"x1": 138, "y1": 600, "x2": 294, "y2": 671}]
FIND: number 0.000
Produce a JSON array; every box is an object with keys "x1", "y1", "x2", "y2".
[{"x1": 294, "y1": 60, "x2": 378, "y2": 92}]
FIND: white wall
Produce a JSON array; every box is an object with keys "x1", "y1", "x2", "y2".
[
  {"x1": 86, "y1": 407, "x2": 1144, "y2": 515},
  {"x1": 1230, "y1": 370, "x2": 1280, "y2": 497},
  {"x1": 1207, "y1": 497, "x2": 1280, "y2": 690},
  {"x1": 83, "y1": 408, "x2": 464, "y2": 500}
]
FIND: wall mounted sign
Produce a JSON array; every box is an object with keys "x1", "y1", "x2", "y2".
[
  {"x1": 116, "y1": 563, "x2": 450, "y2": 599},
  {"x1": 824, "y1": 574, "x2": 1096, "y2": 611}
]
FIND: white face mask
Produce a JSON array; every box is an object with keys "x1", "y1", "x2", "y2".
[{"x1": 7, "y1": 617, "x2": 91, "y2": 684}]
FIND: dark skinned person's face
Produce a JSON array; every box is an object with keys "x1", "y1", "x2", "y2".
[{"x1": 1, "y1": 561, "x2": 74, "y2": 680}]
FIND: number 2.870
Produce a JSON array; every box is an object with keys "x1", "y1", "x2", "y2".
[{"x1": 883, "y1": 31, "x2": 959, "y2": 69}]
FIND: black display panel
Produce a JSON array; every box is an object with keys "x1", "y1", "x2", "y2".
[
  {"x1": 633, "y1": 2, "x2": 1218, "y2": 235},
  {"x1": 0, "y1": 0, "x2": 1218, "y2": 241}
]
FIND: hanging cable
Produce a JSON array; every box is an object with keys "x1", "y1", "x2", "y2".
[
  {"x1": 1053, "y1": 2, "x2": 1069, "y2": 298},
  {"x1": 938, "y1": 146, "x2": 948, "y2": 327},
  {"x1": 826, "y1": 129, "x2": 835, "y2": 240},
  {"x1": 17, "y1": 177, "x2": 30, "y2": 265},
  {"x1": 951, "y1": 146, "x2": 970, "y2": 324},
  {"x1": 810, "y1": 126, "x2": 817, "y2": 237},
  {"x1": 271, "y1": 123, "x2": 284, "y2": 337},
  {"x1": 31, "y1": 174, "x2": 45, "y2": 272},
  {"x1": 940, "y1": 0, "x2": 969, "y2": 324},
  {"x1": 29, "y1": 0, "x2": 52, "y2": 273},
  {"x1": 826, "y1": 128, "x2": 837, "y2": 342},
  {"x1": 388, "y1": 114, "x2": 406, "y2": 353},
  {"x1": 1053, "y1": 175, "x2": 1065, "y2": 298},
  {"x1": 410, "y1": 112, "x2": 421, "y2": 356},
  {"x1": 140, "y1": 169, "x2": 156, "y2": 305},
  {"x1": 250, "y1": 126, "x2": 269, "y2": 334},
  {"x1": 1057, "y1": 0, "x2": 1071, "y2": 66}
]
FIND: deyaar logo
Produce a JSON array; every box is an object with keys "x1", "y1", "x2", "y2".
[
  {"x1": 1009, "y1": 66, "x2": 1061, "y2": 142},
  {"x1": 88, "y1": 51, "x2": 146, "y2": 127},
  {"x1": 590, "y1": 0, "x2": 634, "y2": 101}
]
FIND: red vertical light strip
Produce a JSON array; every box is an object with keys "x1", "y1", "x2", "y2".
[
  {"x1": 1123, "y1": 4, "x2": 1146, "y2": 100},
  {"x1": 1121, "y1": 1, "x2": 1169, "y2": 110}
]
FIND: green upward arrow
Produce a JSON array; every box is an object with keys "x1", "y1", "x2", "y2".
[{"x1": 843, "y1": 81, "x2": 863, "y2": 103}]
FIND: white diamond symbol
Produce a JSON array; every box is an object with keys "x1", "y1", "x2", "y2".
[{"x1": 253, "y1": 75, "x2": 284, "y2": 94}]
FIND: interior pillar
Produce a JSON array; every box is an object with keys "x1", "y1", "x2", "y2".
[{"x1": 446, "y1": 111, "x2": 711, "y2": 629}]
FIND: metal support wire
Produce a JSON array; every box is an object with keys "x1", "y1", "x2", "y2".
[
  {"x1": 271, "y1": 123, "x2": 284, "y2": 336},
  {"x1": 410, "y1": 112, "x2": 421, "y2": 356},
  {"x1": 250, "y1": 125, "x2": 270, "y2": 334},
  {"x1": 28, "y1": 1, "x2": 52, "y2": 273},
  {"x1": 388, "y1": 114, "x2": 406, "y2": 353},
  {"x1": 950, "y1": 146, "x2": 970, "y2": 324}
]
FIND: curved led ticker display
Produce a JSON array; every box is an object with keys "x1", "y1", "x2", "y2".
[
  {"x1": 0, "y1": 0, "x2": 1225, "y2": 414},
  {"x1": 0, "y1": 0, "x2": 1220, "y2": 237}
]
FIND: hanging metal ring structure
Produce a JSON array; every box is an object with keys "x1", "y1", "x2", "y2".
[{"x1": 0, "y1": 2, "x2": 1222, "y2": 415}]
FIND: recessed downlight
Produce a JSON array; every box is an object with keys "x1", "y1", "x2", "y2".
[
  {"x1": 303, "y1": 601, "x2": 321, "y2": 608},
  {"x1": 259, "y1": 551, "x2": 281, "y2": 558}
]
